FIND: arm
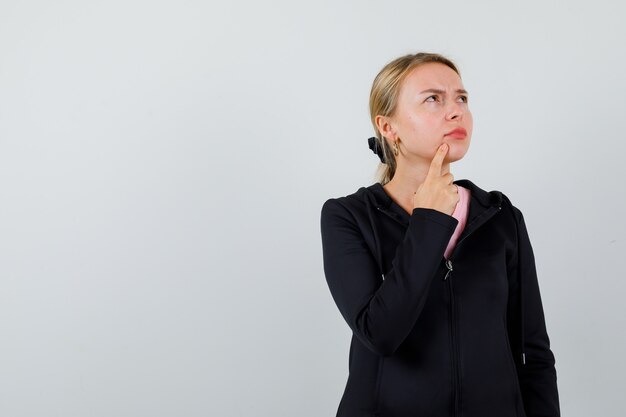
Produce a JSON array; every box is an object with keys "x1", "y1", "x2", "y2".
[
  {"x1": 320, "y1": 198, "x2": 458, "y2": 357},
  {"x1": 507, "y1": 207, "x2": 561, "y2": 417}
]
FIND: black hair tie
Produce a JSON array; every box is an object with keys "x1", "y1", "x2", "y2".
[{"x1": 368, "y1": 136, "x2": 386, "y2": 163}]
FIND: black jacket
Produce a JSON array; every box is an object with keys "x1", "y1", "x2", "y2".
[{"x1": 320, "y1": 179, "x2": 560, "y2": 417}]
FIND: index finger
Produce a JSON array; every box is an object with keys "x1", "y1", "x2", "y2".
[{"x1": 427, "y1": 143, "x2": 448, "y2": 179}]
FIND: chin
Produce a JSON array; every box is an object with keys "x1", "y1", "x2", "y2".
[{"x1": 446, "y1": 144, "x2": 469, "y2": 161}]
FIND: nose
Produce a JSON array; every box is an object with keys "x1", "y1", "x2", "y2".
[{"x1": 446, "y1": 102, "x2": 465, "y2": 120}]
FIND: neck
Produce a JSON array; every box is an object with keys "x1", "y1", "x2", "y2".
[{"x1": 384, "y1": 158, "x2": 452, "y2": 209}]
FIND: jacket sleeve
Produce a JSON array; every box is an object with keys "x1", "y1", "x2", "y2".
[
  {"x1": 320, "y1": 198, "x2": 459, "y2": 357},
  {"x1": 508, "y1": 206, "x2": 561, "y2": 417}
]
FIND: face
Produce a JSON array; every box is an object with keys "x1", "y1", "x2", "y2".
[{"x1": 378, "y1": 62, "x2": 472, "y2": 165}]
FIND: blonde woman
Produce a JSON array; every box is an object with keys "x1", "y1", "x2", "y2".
[{"x1": 320, "y1": 52, "x2": 560, "y2": 417}]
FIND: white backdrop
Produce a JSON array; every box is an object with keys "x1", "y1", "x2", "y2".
[{"x1": 1, "y1": 1, "x2": 624, "y2": 416}]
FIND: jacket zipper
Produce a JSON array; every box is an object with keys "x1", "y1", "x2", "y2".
[
  {"x1": 444, "y1": 258, "x2": 460, "y2": 417},
  {"x1": 442, "y1": 204, "x2": 502, "y2": 417}
]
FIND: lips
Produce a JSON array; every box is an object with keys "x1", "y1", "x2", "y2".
[{"x1": 445, "y1": 127, "x2": 467, "y2": 138}]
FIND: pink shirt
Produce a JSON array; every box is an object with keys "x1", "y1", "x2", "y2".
[{"x1": 444, "y1": 185, "x2": 471, "y2": 260}]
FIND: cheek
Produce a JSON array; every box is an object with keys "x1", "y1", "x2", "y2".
[{"x1": 406, "y1": 113, "x2": 436, "y2": 133}]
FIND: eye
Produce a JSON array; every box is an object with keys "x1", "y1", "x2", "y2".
[{"x1": 425, "y1": 95, "x2": 469, "y2": 103}]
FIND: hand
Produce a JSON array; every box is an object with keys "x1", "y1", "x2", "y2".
[{"x1": 412, "y1": 143, "x2": 460, "y2": 216}]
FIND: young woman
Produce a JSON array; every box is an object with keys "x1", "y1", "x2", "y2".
[{"x1": 320, "y1": 52, "x2": 560, "y2": 417}]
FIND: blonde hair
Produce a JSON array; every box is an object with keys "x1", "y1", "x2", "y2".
[{"x1": 369, "y1": 52, "x2": 461, "y2": 184}]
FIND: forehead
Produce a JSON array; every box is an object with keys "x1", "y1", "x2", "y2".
[{"x1": 400, "y1": 62, "x2": 464, "y2": 93}]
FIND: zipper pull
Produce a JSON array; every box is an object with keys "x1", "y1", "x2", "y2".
[
  {"x1": 443, "y1": 259, "x2": 453, "y2": 280},
  {"x1": 521, "y1": 352, "x2": 526, "y2": 365}
]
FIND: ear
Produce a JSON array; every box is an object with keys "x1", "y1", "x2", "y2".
[{"x1": 374, "y1": 115, "x2": 396, "y2": 146}]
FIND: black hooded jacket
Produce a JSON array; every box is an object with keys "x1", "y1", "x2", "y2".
[{"x1": 320, "y1": 179, "x2": 560, "y2": 417}]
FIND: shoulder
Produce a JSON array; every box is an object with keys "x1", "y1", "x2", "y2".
[
  {"x1": 499, "y1": 192, "x2": 523, "y2": 224},
  {"x1": 321, "y1": 184, "x2": 376, "y2": 221}
]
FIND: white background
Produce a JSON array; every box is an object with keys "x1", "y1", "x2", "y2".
[{"x1": 1, "y1": 1, "x2": 624, "y2": 416}]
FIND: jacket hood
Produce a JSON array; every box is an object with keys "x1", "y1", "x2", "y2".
[{"x1": 365, "y1": 178, "x2": 502, "y2": 211}]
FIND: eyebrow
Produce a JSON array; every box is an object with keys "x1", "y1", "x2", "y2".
[{"x1": 420, "y1": 88, "x2": 469, "y2": 95}]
